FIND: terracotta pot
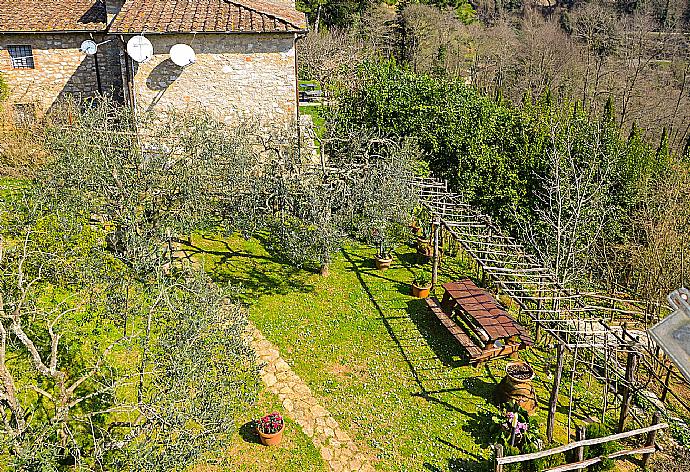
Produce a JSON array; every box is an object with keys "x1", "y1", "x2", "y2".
[
  {"x1": 411, "y1": 283, "x2": 432, "y2": 298},
  {"x1": 375, "y1": 256, "x2": 393, "y2": 270},
  {"x1": 257, "y1": 424, "x2": 284, "y2": 446},
  {"x1": 497, "y1": 361, "x2": 537, "y2": 415}
]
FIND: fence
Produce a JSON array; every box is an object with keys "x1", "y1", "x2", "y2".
[{"x1": 494, "y1": 413, "x2": 667, "y2": 472}]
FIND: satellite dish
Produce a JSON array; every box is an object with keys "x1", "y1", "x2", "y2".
[
  {"x1": 127, "y1": 36, "x2": 154, "y2": 63},
  {"x1": 169, "y1": 44, "x2": 196, "y2": 67},
  {"x1": 80, "y1": 40, "x2": 98, "y2": 56}
]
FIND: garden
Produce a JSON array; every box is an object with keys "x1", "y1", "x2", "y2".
[{"x1": 1, "y1": 61, "x2": 688, "y2": 471}]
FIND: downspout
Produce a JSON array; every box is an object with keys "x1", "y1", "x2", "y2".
[
  {"x1": 294, "y1": 32, "x2": 300, "y2": 125},
  {"x1": 118, "y1": 35, "x2": 134, "y2": 109},
  {"x1": 89, "y1": 33, "x2": 103, "y2": 95}
]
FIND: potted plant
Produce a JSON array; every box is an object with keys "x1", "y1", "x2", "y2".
[
  {"x1": 256, "y1": 411, "x2": 284, "y2": 446},
  {"x1": 375, "y1": 239, "x2": 394, "y2": 270},
  {"x1": 489, "y1": 403, "x2": 540, "y2": 449},
  {"x1": 416, "y1": 225, "x2": 430, "y2": 248},
  {"x1": 411, "y1": 270, "x2": 432, "y2": 298}
]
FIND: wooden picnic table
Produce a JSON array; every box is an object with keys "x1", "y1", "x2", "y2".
[{"x1": 426, "y1": 279, "x2": 533, "y2": 364}]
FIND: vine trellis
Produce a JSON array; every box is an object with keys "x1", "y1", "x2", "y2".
[{"x1": 410, "y1": 176, "x2": 690, "y2": 437}]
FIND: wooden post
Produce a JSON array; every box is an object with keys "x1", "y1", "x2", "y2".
[
  {"x1": 660, "y1": 364, "x2": 672, "y2": 403},
  {"x1": 618, "y1": 349, "x2": 639, "y2": 433},
  {"x1": 432, "y1": 217, "x2": 441, "y2": 288},
  {"x1": 547, "y1": 343, "x2": 565, "y2": 443},
  {"x1": 494, "y1": 444, "x2": 504, "y2": 472},
  {"x1": 641, "y1": 412, "x2": 660, "y2": 468},
  {"x1": 575, "y1": 425, "x2": 586, "y2": 462}
]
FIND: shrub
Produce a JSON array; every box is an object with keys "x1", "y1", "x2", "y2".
[
  {"x1": 413, "y1": 270, "x2": 431, "y2": 286},
  {"x1": 582, "y1": 424, "x2": 621, "y2": 471},
  {"x1": 0, "y1": 72, "x2": 8, "y2": 104}
]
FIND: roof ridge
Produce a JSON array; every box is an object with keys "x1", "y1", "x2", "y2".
[{"x1": 222, "y1": 0, "x2": 304, "y2": 29}]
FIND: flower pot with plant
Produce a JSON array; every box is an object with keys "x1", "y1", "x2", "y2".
[
  {"x1": 256, "y1": 412, "x2": 284, "y2": 446},
  {"x1": 375, "y1": 244, "x2": 393, "y2": 270},
  {"x1": 411, "y1": 270, "x2": 432, "y2": 298}
]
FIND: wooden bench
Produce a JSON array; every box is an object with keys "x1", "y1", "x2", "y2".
[{"x1": 426, "y1": 297, "x2": 483, "y2": 359}]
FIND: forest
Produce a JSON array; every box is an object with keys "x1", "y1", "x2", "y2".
[{"x1": 299, "y1": 0, "x2": 690, "y2": 310}]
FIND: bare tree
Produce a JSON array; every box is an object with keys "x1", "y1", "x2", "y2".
[{"x1": 517, "y1": 116, "x2": 617, "y2": 286}]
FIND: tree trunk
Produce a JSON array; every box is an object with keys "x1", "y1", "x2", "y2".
[{"x1": 320, "y1": 263, "x2": 330, "y2": 277}]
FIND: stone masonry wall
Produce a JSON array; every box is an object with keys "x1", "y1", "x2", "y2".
[
  {"x1": 0, "y1": 34, "x2": 122, "y2": 112},
  {"x1": 130, "y1": 33, "x2": 297, "y2": 126}
]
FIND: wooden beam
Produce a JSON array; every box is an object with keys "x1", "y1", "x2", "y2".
[
  {"x1": 542, "y1": 446, "x2": 657, "y2": 472},
  {"x1": 618, "y1": 349, "x2": 639, "y2": 433},
  {"x1": 497, "y1": 422, "x2": 668, "y2": 464},
  {"x1": 494, "y1": 444, "x2": 503, "y2": 472},
  {"x1": 547, "y1": 343, "x2": 565, "y2": 443},
  {"x1": 641, "y1": 412, "x2": 661, "y2": 467}
]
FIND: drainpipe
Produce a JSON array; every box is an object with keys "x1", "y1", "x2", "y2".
[
  {"x1": 89, "y1": 33, "x2": 103, "y2": 95},
  {"x1": 294, "y1": 32, "x2": 301, "y2": 151},
  {"x1": 117, "y1": 35, "x2": 132, "y2": 108}
]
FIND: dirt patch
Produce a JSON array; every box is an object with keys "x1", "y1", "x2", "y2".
[{"x1": 328, "y1": 361, "x2": 369, "y2": 381}]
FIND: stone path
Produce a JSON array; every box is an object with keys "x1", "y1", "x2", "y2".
[{"x1": 249, "y1": 324, "x2": 375, "y2": 472}]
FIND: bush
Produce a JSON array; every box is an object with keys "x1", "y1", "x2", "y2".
[
  {"x1": 582, "y1": 424, "x2": 622, "y2": 472},
  {"x1": 0, "y1": 72, "x2": 8, "y2": 104},
  {"x1": 413, "y1": 270, "x2": 431, "y2": 286}
]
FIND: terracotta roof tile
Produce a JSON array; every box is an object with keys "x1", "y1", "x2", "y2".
[
  {"x1": 109, "y1": 0, "x2": 306, "y2": 34},
  {"x1": 0, "y1": 0, "x2": 107, "y2": 32}
]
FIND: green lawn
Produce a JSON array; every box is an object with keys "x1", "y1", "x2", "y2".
[
  {"x1": 188, "y1": 234, "x2": 616, "y2": 471},
  {"x1": 203, "y1": 388, "x2": 326, "y2": 472}
]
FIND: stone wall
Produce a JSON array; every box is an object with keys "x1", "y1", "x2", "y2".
[
  {"x1": 129, "y1": 33, "x2": 298, "y2": 127},
  {"x1": 0, "y1": 33, "x2": 122, "y2": 112}
]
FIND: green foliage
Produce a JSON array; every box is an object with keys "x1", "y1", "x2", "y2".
[
  {"x1": 0, "y1": 72, "x2": 8, "y2": 104},
  {"x1": 582, "y1": 424, "x2": 622, "y2": 472},
  {"x1": 413, "y1": 270, "x2": 431, "y2": 286},
  {"x1": 524, "y1": 442, "x2": 567, "y2": 472},
  {"x1": 296, "y1": 0, "x2": 367, "y2": 28},
  {"x1": 331, "y1": 60, "x2": 670, "y2": 286},
  {"x1": 669, "y1": 419, "x2": 690, "y2": 447}
]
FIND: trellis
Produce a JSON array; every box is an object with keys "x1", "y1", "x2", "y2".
[{"x1": 410, "y1": 176, "x2": 690, "y2": 439}]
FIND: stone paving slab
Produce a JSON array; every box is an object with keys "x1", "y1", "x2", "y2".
[{"x1": 249, "y1": 324, "x2": 375, "y2": 472}]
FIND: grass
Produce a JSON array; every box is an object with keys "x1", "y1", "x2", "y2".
[
  {"x1": 201, "y1": 388, "x2": 327, "y2": 471},
  {"x1": 299, "y1": 105, "x2": 326, "y2": 138},
  {"x1": 188, "y1": 234, "x2": 619, "y2": 471}
]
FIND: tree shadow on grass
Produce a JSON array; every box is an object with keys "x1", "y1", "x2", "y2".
[
  {"x1": 405, "y1": 298, "x2": 471, "y2": 369},
  {"x1": 424, "y1": 459, "x2": 490, "y2": 472},
  {"x1": 177, "y1": 234, "x2": 316, "y2": 300}
]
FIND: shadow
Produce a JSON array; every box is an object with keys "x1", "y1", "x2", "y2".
[
  {"x1": 462, "y1": 377, "x2": 498, "y2": 402},
  {"x1": 175, "y1": 234, "x2": 316, "y2": 300},
  {"x1": 144, "y1": 58, "x2": 185, "y2": 112},
  {"x1": 397, "y1": 282, "x2": 412, "y2": 296},
  {"x1": 447, "y1": 458, "x2": 490, "y2": 472},
  {"x1": 146, "y1": 58, "x2": 184, "y2": 91},
  {"x1": 78, "y1": 1, "x2": 107, "y2": 25},
  {"x1": 404, "y1": 298, "x2": 470, "y2": 368},
  {"x1": 239, "y1": 420, "x2": 262, "y2": 444},
  {"x1": 42, "y1": 39, "x2": 123, "y2": 115}
]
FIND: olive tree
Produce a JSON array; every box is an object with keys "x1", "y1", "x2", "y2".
[{"x1": 0, "y1": 194, "x2": 258, "y2": 470}]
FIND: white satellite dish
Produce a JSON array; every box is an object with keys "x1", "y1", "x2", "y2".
[
  {"x1": 169, "y1": 44, "x2": 196, "y2": 67},
  {"x1": 80, "y1": 40, "x2": 98, "y2": 56},
  {"x1": 127, "y1": 36, "x2": 154, "y2": 63}
]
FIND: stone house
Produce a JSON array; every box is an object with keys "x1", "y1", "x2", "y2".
[{"x1": 0, "y1": 0, "x2": 307, "y2": 124}]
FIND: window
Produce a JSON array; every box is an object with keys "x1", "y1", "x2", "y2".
[{"x1": 7, "y1": 45, "x2": 34, "y2": 69}]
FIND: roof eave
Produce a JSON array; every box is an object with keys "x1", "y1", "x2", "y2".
[
  {"x1": 109, "y1": 28, "x2": 307, "y2": 34},
  {"x1": 0, "y1": 29, "x2": 107, "y2": 34}
]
